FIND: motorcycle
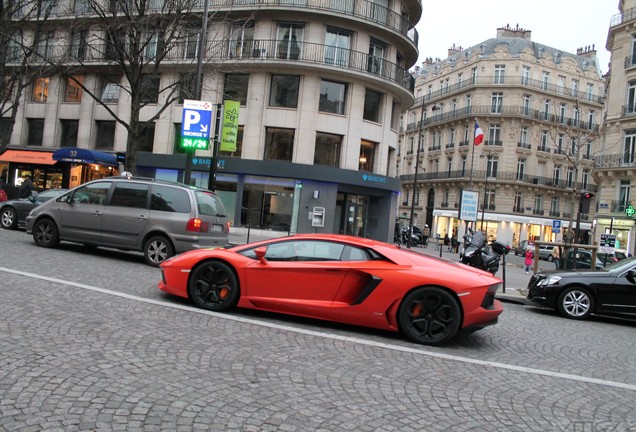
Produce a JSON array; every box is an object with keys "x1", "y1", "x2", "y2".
[
  {"x1": 399, "y1": 225, "x2": 428, "y2": 247},
  {"x1": 459, "y1": 229, "x2": 510, "y2": 275}
]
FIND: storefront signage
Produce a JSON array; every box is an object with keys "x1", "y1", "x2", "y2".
[
  {"x1": 220, "y1": 100, "x2": 239, "y2": 152},
  {"x1": 180, "y1": 99, "x2": 213, "y2": 150},
  {"x1": 362, "y1": 174, "x2": 387, "y2": 184},
  {"x1": 626, "y1": 205, "x2": 635, "y2": 217},
  {"x1": 460, "y1": 191, "x2": 478, "y2": 221},
  {"x1": 597, "y1": 218, "x2": 636, "y2": 227}
]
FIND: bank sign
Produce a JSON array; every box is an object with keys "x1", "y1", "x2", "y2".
[{"x1": 180, "y1": 99, "x2": 213, "y2": 150}]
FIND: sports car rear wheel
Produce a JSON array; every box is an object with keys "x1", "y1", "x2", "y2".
[
  {"x1": 188, "y1": 261, "x2": 239, "y2": 312},
  {"x1": 398, "y1": 287, "x2": 461, "y2": 345},
  {"x1": 557, "y1": 286, "x2": 594, "y2": 319}
]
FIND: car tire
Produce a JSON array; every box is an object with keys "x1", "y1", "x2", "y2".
[
  {"x1": 548, "y1": 255, "x2": 554, "y2": 262},
  {"x1": 398, "y1": 287, "x2": 461, "y2": 345},
  {"x1": 32, "y1": 218, "x2": 60, "y2": 248},
  {"x1": 1, "y1": 207, "x2": 17, "y2": 230},
  {"x1": 143, "y1": 235, "x2": 174, "y2": 267},
  {"x1": 188, "y1": 260, "x2": 239, "y2": 312},
  {"x1": 557, "y1": 287, "x2": 594, "y2": 320}
]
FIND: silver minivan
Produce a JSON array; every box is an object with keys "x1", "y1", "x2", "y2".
[{"x1": 25, "y1": 177, "x2": 229, "y2": 266}]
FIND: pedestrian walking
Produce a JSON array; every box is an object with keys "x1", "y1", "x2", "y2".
[
  {"x1": 553, "y1": 246, "x2": 561, "y2": 270},
  {"x1": 524, "y1": 248, "x2": 534, "y2": 274},
  {"x1": 451, "y1": 232, "x2": 458, "y2": 253},
  {"x1": 443, "y1": 233, "x2": 450, "y2": 252}
]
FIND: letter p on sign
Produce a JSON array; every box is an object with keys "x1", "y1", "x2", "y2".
[{"x1": 184, "y1": 110, "x2": 201, "y2": 131}]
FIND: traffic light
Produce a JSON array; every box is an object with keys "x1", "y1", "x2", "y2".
[{"x1": 580, "y1": 192, "x2": 594, "y2": 214}]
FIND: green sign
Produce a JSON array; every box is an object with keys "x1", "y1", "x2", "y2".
[
  {"x1": 180, "y1": 137, "x2": 209, "y2": 150},
  {"x1": 220, "y1": 100, "x2": 240, "y2": 152},
  {"x1": 627, "y1": 205, "x2": 635, "y2": 217}
]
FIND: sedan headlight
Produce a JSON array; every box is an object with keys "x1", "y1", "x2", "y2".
[{"x1": 537, "y1": 275, "x2": 562, "y2": 286}]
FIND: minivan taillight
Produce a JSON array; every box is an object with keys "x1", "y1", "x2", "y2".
[{"x1": 187, "y1": 218, "x2": 210, "y2": 232}]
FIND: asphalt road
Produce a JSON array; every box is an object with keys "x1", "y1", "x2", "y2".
[{"x1": 1, "y1": 229, "x2": 635, "y2": 431}]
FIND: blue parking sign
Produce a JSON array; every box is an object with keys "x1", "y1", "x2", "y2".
[
  {"x1": 180, "y1": 99, "x2": 214, "y2": 150},
  {"x1": 552, "y1": 220, "x2": 561, "y2": 233}
]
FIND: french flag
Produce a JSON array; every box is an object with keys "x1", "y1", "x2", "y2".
[{"x1": 474, "y1": 121, "x2": 484, "y2": 146}]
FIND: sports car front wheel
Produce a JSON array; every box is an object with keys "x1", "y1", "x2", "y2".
[
  {"x1": 188, "y1": 261, "x2": 239, "y2": 312},
  {"x1": 398, "y1": 287, "x2": 461, "y2": 345}
]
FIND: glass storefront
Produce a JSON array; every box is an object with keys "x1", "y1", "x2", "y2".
[{"x1": 241, "y1": 176, "x2": 296, "y2": 232}]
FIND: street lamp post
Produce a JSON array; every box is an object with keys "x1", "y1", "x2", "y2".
[{"x1": 408, "y1": 104, "x2": 438, "y2": 248}]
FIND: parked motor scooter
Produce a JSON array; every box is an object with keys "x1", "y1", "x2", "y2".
[{"x1": 460, "y1": 229, "x2": 510, "y2": 275}]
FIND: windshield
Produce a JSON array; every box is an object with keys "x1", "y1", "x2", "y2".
[{"x1": 604, "y1": 256, "x2": 636, "y2": 272}]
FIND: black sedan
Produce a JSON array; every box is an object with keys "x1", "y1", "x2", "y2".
[
  {"x1": 0, "y1": 189, "x2": 67, "y2": 230},
  {"x1": 527, "y1": 257, "x2": 636, "y2": 320}
]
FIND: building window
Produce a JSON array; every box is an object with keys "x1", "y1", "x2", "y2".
[
  {"x1": 363, "y1": 88, "x2": 382, "y2": 123},
  {"x1": 519, "y1": 127, "x2": 528, "y2": 145},
  {"x1": 179, "y1": 73, "x2": 196, "y2": 104},
  {"x1": 27, "y1": 118, "x2": 44, "y2": 146},
  {"x1": 314, "y1": 132, "x2": 342, "y2": 167},
  {"x1": 32, "y1": 78, "x2": 49, "y2": 102},
  {"x1": 553, "y1": 164, "x2": 561, "y2": 184},
  {"x1": 368, "y1": 38, "x2": 386, "y2": 75},
  {"x1": 557, "y1": 75, "x2": 566, "y2": 94},
  {"x1": 619, "y1": 180, "x2": 631, "y2": 210},
  {"x1": 541, "y1": 71, "x2": 549, "y2": 91},
  {"x1": 534, "y1": 195, "x2": 543, "y2": 214},
  {"x1": 491, "y1": 92, "x2": 503, "y2": 114},
  {"x1": 516, "y1": 158, "x2": 525, "y2": 180},
  {"x1": 514, "y1": 193, "x2": 523, "y2": 212},
  {"x1": 269, "y1": 74, "x2": 300, "y2": 108},
  {"x1": 219, "y1": 125, "x2": 243, "y2": 157},
  {"x1": 550, "y1": 196, "x2": 559, "y2": 215},
  {"x1": 359, "y1": 140, "x2": 376, "y2": 172},
  {"x1": 325, "y1": 27, "x2": 350, "y2": 66},
  {"x1": 493, "y1": 65, "x2": 505, "y2": 84},
  {"x1": 70, "y1": 30, "x2": 88, "y2": 60},
  {"x1": 586, "y1": 83, "x2": 594, "y2": 101},
  {"x1": 319, "y1": 79, "x2": 346, "y2": 115},
  {"x1": 139, "y1": 122, "x2": 155, "y2": 152},
  {"x1": 95, "y1": 120, "x2": 116, "y2": 150},
  {"x1": 140, "y1": 74, "x2": 161, "y2": 104},
  {"x1": 264, "y1": 127, "x2": 294, "y2": 161},
  {"x1": 60, "y1": 120, "x2": 79, "y2": 147},
  {"x1": 521, "y1": 94, "x2": 531, "y2": 116},
  {"x1": 558, "y1": 103, "x2": 566, "y2": 123},
  {"x1": 100, "y1": 76, "x2": 121, "y2": 103},
  {"x1": 540, "y1": 131, "x2": 548, "y2": 151},
  {"x1": 487, "y1": 124, "x2": 500, "y2": 145},
  {"x1": 36, "y1": 31, "x2": 54, "y2": 58},
  {"x1": 571, "y1": 79, "x2": 579, "y2": 95},
  {"x1": 486, "y1": 155, "x2": 498, "y2": 177},
  {"x1": 64, "y1": 76, "x2": 84, "y2": 103},
  {"x1": 229, "y1": 21, "x2": 254, "y2": 59},
  {"x1": 521, "y1": 66, "x2": 530, "y2": 85},
  {"x1": 224, "y1": 74, "x2": 249, "y2": 106},
  {"x1": 582, "y1": 170, "x2": 589, "y2": 190},
  {"x1": 566, "y1": 167, "x2": 574, "y2": 188},
  {"x1": 624, "y1": 131, "x2": 636, "y2": 164},
  {"x1": 277, "y1": 22, "x2": 303, "y2": 60},
  {"x1": 182, "y1": 26, "x2": 200, "y2": 59}
]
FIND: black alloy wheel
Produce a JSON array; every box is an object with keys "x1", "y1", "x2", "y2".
[
  {"x1": 398, "y1": 287, "x2": 461, "y2": 345},
  {"x1": 1, "y1": 207, "x2": 17, "y2": 230},
  {"x1": 557, "y1": 286, "x2": 594, "y2": 319},
  {"x1": 188, "y1": 261, "x2": 239, "y2": 312},
  {"x1": 32, "y1": 219, "x2": 60, "y2": 248},
  {"x1": 143, "y1": 235, "x2": 174, "y2": 267}
]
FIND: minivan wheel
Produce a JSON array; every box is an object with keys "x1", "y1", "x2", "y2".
[
  {"x1": 1, "y1": 207, "x2": 17, "y2": 229},
  {"x1": 33, "y1": 218, "x2": 60, "y2": 248},
  {"x1": 144, "y1": 235, "x2": 174, "y2": 267}
]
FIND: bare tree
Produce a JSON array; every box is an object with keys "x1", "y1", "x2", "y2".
[{"x1": 0, "y1": 0, "x2": 56, "y2": 156}]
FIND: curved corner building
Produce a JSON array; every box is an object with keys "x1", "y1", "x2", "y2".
[{"x1": 0, "y1": 0, "x2": 422, "y2": 242}]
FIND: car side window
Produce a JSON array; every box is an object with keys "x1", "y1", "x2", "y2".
[
  {"x1": 341, "y1": 245, "x2": 372, "y2": 261},
  {"x1": 150, "y1": 185, "x2": 191, "y2": 213},
  {"x1": 109, "y1": 182, "x2": 149, "y2": 209},
  {"x1": 71, "y1": 182, "x2": 111, "y2": 205},
  {"x1": 284, "y1": 241, "x2": 345, "y2": 262}
]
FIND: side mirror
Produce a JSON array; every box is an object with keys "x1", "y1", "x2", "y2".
[
  {"x1": 626, "y1": 269, "x2": 636, "y2": 284},
  {"x1": 254, "y1": 246, "x2": 268, "y2": 265}
]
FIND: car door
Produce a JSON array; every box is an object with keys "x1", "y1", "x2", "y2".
[
  {"x1": 594, "y1": 265, "x2": 636, "y2": 316},
  {"x1": 100, "y1": 181, "x2": 150, "y2": 248},
  {"x1": 243, "y1": 240, "x2": 350, "y2": 312},
  {"x1": 58, "y1": 181, "x2": 111, "y2": 243}
]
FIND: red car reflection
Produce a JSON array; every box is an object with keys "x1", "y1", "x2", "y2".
[{"x1": 158, "y1": 234, "x2": 503, "y2": 345}]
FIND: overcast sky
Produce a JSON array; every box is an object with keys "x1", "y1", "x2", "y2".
[{"x1": 415, "y1": 0, "x2": 618, "y2": 75}]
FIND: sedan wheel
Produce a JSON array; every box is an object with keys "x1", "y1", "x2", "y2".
[
  {"x1": 188, "y1": 261, "x2": 239, "y2": 312},
  {"x1": 548, "y1": 255, "x2": 554, "y2": 262},
  {"x1": 143, "y1": 235, "x2": 174, "y2": 267},
  {"x1": 398, "y1": 287, "x2": 461, "y2": 345},
  {"x1": 1, "y1": 207, "x2": 17, "y2": 230},
  {"x1": 32, "y1": 219, "x2": 60, "y2": 248},
  {"x1": 557, "y1": 287, "x2": 594, "y2": 320}
]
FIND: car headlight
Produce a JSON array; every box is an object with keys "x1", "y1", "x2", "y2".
[{"x1": 537, "y1": 275, "x2": 562, "y2": 286}]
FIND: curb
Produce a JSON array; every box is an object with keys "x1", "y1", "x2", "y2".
[{"x1": 495, "y1": 288, "x2": 532, "y2": 305}]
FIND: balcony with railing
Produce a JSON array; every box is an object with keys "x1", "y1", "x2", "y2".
[
  {"x1": 17, "y1": 39, "x2": 413, "y2": 92},
  {"x1": 594, "y1": 153, "x2": 636, "y2": 169},
  {"x1": 611, "y1": 6, "x2": 636, "y2": 27},
  {"x1": 610, "y1": 200, "x2": 632, "y2": 213},
  {"x1": 403, "y1": 104, "x2": 602, "y2": 132},
  {"x1": 412, "y1": 76, "x2": 604, "y2": 106}
]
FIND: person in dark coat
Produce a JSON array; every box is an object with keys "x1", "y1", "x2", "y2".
[{"x1": 19, "y1": 175, "x2": 35, "y2": 198}]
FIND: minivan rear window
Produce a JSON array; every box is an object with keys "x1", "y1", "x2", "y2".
[
  {"x1": 195, "y1": 191, "x2": 226, "y2": 216},
  {"x1": 151, "y1": 185, "x2": 191, "y2": 213}
]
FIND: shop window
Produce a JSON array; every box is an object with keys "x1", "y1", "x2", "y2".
[
  {"x1": 27, "y1": 118, "x2": 44, "y2": 146},
  {"x1": 264, "y1": 127, "x2": 294, "y2": 161},
  {"x1": 32, "y1": 77, "x2": 49, "y2": 102},
  {"x1": 95, "y1": 120, "x2": 115, "y2": 150},
  {"x1": 138, "y1": 122, "x2": 155, "y2": 152},
  {"x1": 359, "y1": 140, "x2": 376, "y2": 172},
  {"x1": 319, "y1": 79, "x2": 346, "y2": 115},
  {"x1": 100, "y1": 76, "x2": 121, "y2": 103},
  {"x1": 241, "y1": 175, "x2": 295, "y2": 232},
  {"x1": 60, "y1": 120, "x2": 79, "y2": 147},
  {"x1": 224, "y1": 74, "x2": 249, "y2": 106},
  {"x1": 363, "y1": 88, "x2": 381, "y2": 123},
  {"x1": 65, "y1": 76, "x2": 84, "y2": 102},
  {"x1": 269, "y1": 75, "x2": 299, "y2": 108},
  {"x1": 219, "y1": 125, "x2": 243, "y2": 158},
  {"x1": 140, "y1": 74, "x2": 161, "y2": 104},
  {"x1": 314, "y1": 132, "x2": 341, "y2": 167}
]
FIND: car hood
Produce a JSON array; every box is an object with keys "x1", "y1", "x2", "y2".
[{"x1": 536, "y1": 269, "x2": 608, "y2": 279}]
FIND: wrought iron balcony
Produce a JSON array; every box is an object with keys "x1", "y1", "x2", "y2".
[
  {"x1": 611, "y1": 6, "x2": 636, "y2": 27},
  {"x1": 594, "y1": 153, "x2": 636, "y2": 169}
]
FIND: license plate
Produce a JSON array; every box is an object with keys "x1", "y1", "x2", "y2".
[{"x1": 210, "y1": 224, "x2": 222, "y2": 232}]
